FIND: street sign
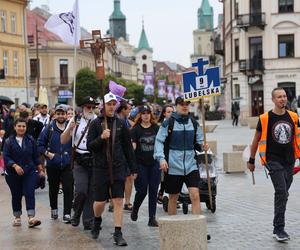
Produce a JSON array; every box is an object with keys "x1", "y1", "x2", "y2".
[
  {"x1": 58, "y1": 90, "x2": 73, "y2": 99},
  {"x1": 183, "y1": 58, "x2": 221, "y2": 102}
]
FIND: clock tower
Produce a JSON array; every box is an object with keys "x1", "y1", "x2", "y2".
[{"x1": 109, "y1": 0, "x2": 127, "y2": 40}]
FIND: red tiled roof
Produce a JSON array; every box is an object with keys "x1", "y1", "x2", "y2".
[{"x1": 27, "y1": 9, "x2": 61, "y2": 47}]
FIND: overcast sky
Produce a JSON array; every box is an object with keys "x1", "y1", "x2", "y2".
[{"x1": 30, "y1": 0, "x2": 223, "y2": 67}]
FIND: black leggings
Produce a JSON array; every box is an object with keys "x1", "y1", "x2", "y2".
[{"x1": 47, "y1": 166, "x2": 74, "y2": 215}]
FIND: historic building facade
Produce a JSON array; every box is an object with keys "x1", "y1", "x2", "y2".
[
  {"x1": 223, "y1": 0, "x2": 300, "y2": 118},
  {"x1": 0, "y1": 0, "x2": 29, "y2": 106}
]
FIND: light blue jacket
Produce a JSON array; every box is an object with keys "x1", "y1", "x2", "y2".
[{"x1": 154, "y1": 112, "x2": 203, "y2": 175}]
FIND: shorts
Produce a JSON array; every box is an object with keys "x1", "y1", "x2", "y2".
[
  {"x1": 94, "y1": 180, "x2": 125, "y2": 202},
  {"x1": 165, "y1": 170, "x2": 200, "y2": 194}
]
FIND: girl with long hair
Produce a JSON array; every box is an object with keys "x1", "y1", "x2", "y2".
[{"x1": 130, "y1": 105, "x2": 160, "y2": 227}]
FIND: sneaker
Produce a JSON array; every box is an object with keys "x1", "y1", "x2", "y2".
[
  {"x1": 51, "y1": 209, "x2": 58, "y2": 220},
  {"x1": 113, "y1": 231, "x2": 128, "y2": 246},
  {"x1": 130, "y1": 208, "x2": 138, "y2": 221},
  {"x1": 62, "y1": 214, "x2": 71, "y2": 224},
  {"x1": 58, "y1": 188, "x2": 63, "y2": 194},
  {"x1": 123, "y1": 203, "x2": 133, "y2": 211},
  {"x1": 273, "y1": 228, "x2": 289, "y2": 242},
  {"x1": 108, "y1": 204, "x2": 114, "y2": 213},
  {"x1": 148, "y1": 217, "x2": 159, "y2": 227},
  {"x1": 13, "y1": 217, "x2": 21, "y2": 227},
  {"x1": 28, "y1": 218, "x2": 41, "y2": 228},
  {"x1": 157, "y1": 195, "x2": 163, "y2": 204}
]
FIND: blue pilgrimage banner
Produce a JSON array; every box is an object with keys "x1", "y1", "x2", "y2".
[{"x1": 182, "y1": 58, "x2": 221, "y2": 102}]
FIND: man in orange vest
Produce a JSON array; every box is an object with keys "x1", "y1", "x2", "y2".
[{"x1": 248, "y1": 87, "x2": 300, "y2": 242}]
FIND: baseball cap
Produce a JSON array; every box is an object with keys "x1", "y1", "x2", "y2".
[
  {"x1": 104, "y1": 92, "x2": 117, "y2": 104},
  {"x1": 55, "y1": 104, "x2": 67, "y2": 112},
  {"x1": 139, "y1": 105, "x2": 151, "y2": 113},
  {"x1": 175, "y1": 96, "x2": 191, "y2": 106}
]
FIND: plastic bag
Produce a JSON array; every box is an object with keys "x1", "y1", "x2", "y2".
[{"x1": 242, "y1": 145, "x2": 250, "y2": 162}]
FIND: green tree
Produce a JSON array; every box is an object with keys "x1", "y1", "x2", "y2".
[{"x1": 75, "y1": 68, "x2": 99, "y2": 105}]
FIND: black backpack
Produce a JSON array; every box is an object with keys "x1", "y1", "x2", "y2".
[{"x1": 164, "y1": 116, "x2": 198, "y2": 162}]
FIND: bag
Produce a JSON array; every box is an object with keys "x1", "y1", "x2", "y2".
[
  {"x1": 242, "y1": 145, "x2": 251, "y2": 162},
  {"x1": 75, "y1": 153, "x2": 93, "y2": 169}
]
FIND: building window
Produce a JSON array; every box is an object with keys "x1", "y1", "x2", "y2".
[
  {"x1": 234, "y1": 2, "x2": 239, "y2": 19},
  {"x1": 142, "y1": 64, "x2": 147, "y2": 73},
  {"x1": 13, "y1": 51, "x2": 18, "y2": 76},
  {"x1": 3, "y1": 50, "x2": 8, "y2": 75},
  {"x1": 0, "y1": 10, "x2": 7, "y2": 32},
  {"x1": 278, "y1": 35, "x2": 294, "y2": 58},
  {"x1": 234, "y1": 84, "x2": 240, "y2": 98},
  {"x1": 60, "y1": 59, "x2": 68, "y2": 85},
  {"x1": 30, "y1": 59, "x2": 38, "y2": 79},
  {"x1": 142, "y1": 55, "x2": 147, "y2": 60},
  {"x1": 234, "y1": 39, "x2": 239, "y2": 61},
  {"x1": 10, "y1": 12, "x2": 16, "y2": 34},
  {"x1": 279, "y1": 0, "x2": 294, "y2": 13}
]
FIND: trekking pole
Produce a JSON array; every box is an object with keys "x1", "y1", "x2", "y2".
[
  {"x1": 200, "y1": 98, "x2": 213, "y2": 211},
  {"x1": 251, "y1": 172, "x2": 255, "y2": 185}
]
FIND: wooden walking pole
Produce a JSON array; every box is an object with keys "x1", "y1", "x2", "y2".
[
  {"x1": 80, "y1": 30, "x2": 116, "y2": 184},
  {"x1": 199, "y1": 98, "x2": 213, "y2": 211}
]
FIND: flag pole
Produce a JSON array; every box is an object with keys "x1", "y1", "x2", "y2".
[{"x1": 73, "y1": 46, "x2": 77, "y2": 111}]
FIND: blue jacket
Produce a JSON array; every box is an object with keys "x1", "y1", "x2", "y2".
[
  {"x1": 37, "y1": 121, "x2": 72, "y2": 168},
  {"x1": 3, "y1": 134, "x2": 41, "y2": 175},
  {"x1": 154, "y1": 112, "x2": 203, "y2": 175}
]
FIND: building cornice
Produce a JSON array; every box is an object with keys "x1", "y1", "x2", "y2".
[{"x1": 0, "y1": 40, "x2": 26, "y2": 48}]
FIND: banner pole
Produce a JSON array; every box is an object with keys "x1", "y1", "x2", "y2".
[{"x1": 200, "y1": 98, "x2": 213, "y2": 211}]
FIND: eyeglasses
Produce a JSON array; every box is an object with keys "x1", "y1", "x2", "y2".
[{"x1": 85, "y1": 105, "x2": 95, "y2": 109}]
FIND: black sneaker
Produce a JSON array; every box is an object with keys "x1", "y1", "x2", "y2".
[
  {"x1": 130, "y1": 208, "x2": 138, "y2": 221},
  {"x1": 113, "y1": 231, "x2": 127, "y2": 246},
  {"x1": 91, "y1": 222, "x2": 102, "y2": 239},
  {"x1": 108, "y1": 204, "x2": 114, "y2": 213},
  {"x1": 51, "y1": 209, "x2": 58, "y2": 220},
  {"x1": 148, "y1": 217, "x2": 159, "y2": 227},
  {"x1": 62, "y1": 214, "x2": 71, "y2": 224},
  {"x1": 273, "y1": 228, "x2": 289, "y2": 242},
  {"x1": 123, "y1": 204, "x2": 133, "y2": 211}
]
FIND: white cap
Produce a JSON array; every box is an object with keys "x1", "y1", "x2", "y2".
[{"x1": 104, "y1": 92, "x2": 117, "y2": 104}]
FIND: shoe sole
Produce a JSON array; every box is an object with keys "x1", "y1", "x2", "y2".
[
  {"x1": 114, "y1": 241, "x2": 128, "y2": 246},
  {"x1": 273, "y1": 234, "x2": 289, "y2": 242}
]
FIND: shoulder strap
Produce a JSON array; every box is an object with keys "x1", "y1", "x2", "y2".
[
  {"x1": 164, "y1": 117, "x2": 174, "y2": 162},
  {"x1": 191, "y1": 117, "x2": 198, "y2": 144},
  {"x1": 75, "y1": 119, "x2": 91, "y2": 149},
  {"x1": 45, "y1": 122, "x2": 54, "y2": 150}
]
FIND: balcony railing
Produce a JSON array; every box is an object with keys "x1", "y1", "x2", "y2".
[
  {"x1": 239, "y1": 58, "x2": 264, "y2": 73},
  {"x1": 237, "y1": 13, "x2": 266, "y2": 30}
]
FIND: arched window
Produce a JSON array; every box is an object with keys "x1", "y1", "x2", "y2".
[{"x1": 142, "y1": 64, "x2": 147, "y2": 73}]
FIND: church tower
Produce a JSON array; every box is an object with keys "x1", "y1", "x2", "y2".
[
  {"x1": 109, "y1": 0, "x2": 126, "y2": 40},
  {"x1": 134, "y1": 20, "x2": 153, "y2": 82},
  {"x1": 198, "y1": 0, "x2": 214, "y2": 31},
  {"x1": 191, "y1": 0, "x2": 214, "y2": 64}
]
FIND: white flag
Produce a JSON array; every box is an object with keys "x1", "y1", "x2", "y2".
[{"x1": 44, "y1": 0, "x2": 80, "y2": 46}]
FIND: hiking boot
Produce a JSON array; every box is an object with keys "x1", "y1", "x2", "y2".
[
  {"x1": 91, "y1": 221, "x2": 102, "y2": 239},
  {"x1": 113, "y1": 231, "x2": 127, "y2": 246},
  {"x1": 130, "y1": 207, "x2": 138, "y2": 221},
  {"x1": 273, "y1": 228, "x2": 289, "y2": 242},
  {"x1": 148, "y1": 217, "x2": 159, "y2": 227},
  {"x1": 62, "y1": 214, "x2": 71, "y2": 224},
  {"x1": 51, "y1": 209, "x2": 58, "y2": 220}
]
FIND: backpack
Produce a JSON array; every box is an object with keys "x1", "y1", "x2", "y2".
[{"x1": 164, "y1": 116, "x2": 198, "y2": 162}]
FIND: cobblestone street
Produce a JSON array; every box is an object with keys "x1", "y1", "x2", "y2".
[{"x1": 1, "y1": 120, "x2": 300, "y2": 250}]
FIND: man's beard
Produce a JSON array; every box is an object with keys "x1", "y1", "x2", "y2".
[
  {"x1": 83, "y1": 110, "x2": 94, "y2": 120},
  {"x1": 56, "y1": 119, "x2": 66, "y2": 124}
]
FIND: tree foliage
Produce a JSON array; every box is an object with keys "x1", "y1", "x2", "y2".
[{"x1": 75, "y1": 68, "x2": 99, "y2": 105}]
